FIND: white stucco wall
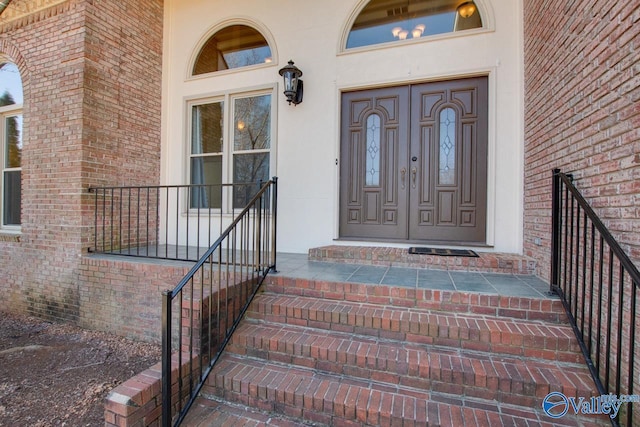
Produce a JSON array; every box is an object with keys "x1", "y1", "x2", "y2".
[{"x1": 161, "y1": 0, "x2": 524, "y2": 254}]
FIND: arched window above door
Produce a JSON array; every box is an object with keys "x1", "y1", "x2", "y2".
[
  {"x1": 192, "y1": 24, "x2": 272, "y2": 75},
  {"x1": 346, "y1": 0, "x2": 483, "y2": 50}
]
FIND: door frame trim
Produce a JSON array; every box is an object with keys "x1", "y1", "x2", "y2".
[{"x1": 333, "y1": 69, "x2": 497, "y2": 247}]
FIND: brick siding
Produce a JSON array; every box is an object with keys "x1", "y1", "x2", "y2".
[
  {"x1": 0, "y1": 0, "x2": 162, "y2": 326},
  {"x1": 524, "y1": 2, "x2": 640, "y2": 281},
  {"x1": 77, "y1": 257, "x2": 188, "y2": 342}
]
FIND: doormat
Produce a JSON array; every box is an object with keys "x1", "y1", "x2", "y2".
[{"x1": 408, "y1": 247, "x2": 479, "y2": 257}]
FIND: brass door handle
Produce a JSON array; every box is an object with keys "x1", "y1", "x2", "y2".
[
  {"x1": 411, "y1": 167, "x2": 417, "y2": 188},
  {"x1": 400, "y1": 167, "x2": 406, "y2": 189}
]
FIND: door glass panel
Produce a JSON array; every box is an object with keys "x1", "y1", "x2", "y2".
[
  {"x1": 439, "y1": 107, "x2": 456, "y2": 185},
  {"x1": 365, "y1": 114, "x2": 381, "y2": 186}
]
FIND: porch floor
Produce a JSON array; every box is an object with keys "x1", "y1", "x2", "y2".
[
  {"x1": 273, "y1": 252, "x2": 554, "y2": 299},
  {"x1": 90, "y1": 247, "x2": 554, "y2": 299}
]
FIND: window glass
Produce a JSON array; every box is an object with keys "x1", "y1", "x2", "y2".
[
  {"x1": 1, "y1": 60, "x2": 22, "y2": 228},
  {"x1": 347, "y1": 0, "x2": 482, "y2": 49},
  {"x1": 233, "y1": 94, "x2": 271, "y2": 207},
  {"x1": 4, "y1": 114, "x2": 21, "y2": 169},
  {"x1": 193, "y1": 25, "x2": 272, "y2": 75},
  {"x1": 2, "y1": 114, "x2": 22, "y2": 226},
  {"x1": 233, "y1": 95, "x2": 271, "y2": 151},
  {"x1": 0, "y1": 63, "x2": 23, "y2": 105},
  {"x1": 191, "y1": 102, "x2": 223, "y2": 209},
  {"x1": 3, "y1": 169, "x2": 20, "y2": 225},
  {"x1": 188, "y1": 92, "x2": 273, "y2": 211}
]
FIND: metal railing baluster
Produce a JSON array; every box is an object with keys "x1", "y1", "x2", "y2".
[
  {"x1": 88, "y1": 181, "x2": 278, "y2": 426},
  {"x1": 551, "y1": 169, "x2": 640, "y2": 427}
]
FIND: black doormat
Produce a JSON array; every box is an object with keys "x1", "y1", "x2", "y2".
[{"x1": 408, "y1": 247, "x2": 479, "y2": 257}]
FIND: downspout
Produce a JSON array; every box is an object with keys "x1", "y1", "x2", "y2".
[{"x1": 0, "y1": 0, "x2": 12, "y2": 16}]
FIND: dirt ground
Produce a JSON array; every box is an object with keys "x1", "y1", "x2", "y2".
[{"x1": 0, "y1": 311, "x2": 161, "y2": 426}]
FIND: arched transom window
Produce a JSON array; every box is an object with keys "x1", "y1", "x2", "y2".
[
  {"x1": 193, "y1": 25, "x2": 272, "y2": 75},
  {"x1": 347, "y1": 0, "x2": 482, "y2": 49}
]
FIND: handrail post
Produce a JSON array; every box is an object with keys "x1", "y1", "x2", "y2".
[
  {"x1": 161, "y1": 290, "x2": 172, "y2": 427},
  {"x1": 90, "y1": 187, "x2": 97, "y2": 253},
  {"x1": 256, "y1": 181, "x2": 263, "y2": 270},
  {"x1": 271, "y1": 177, "x2": 278, "y2": 272},
  {"x1": 158, "y1": 179, "x2": 279, "y2": 426},
  {"x1": 550, "y1": 168, "x2": 561, "y2": 294}
]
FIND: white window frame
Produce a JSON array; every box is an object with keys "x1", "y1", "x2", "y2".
[
  {"x1": 186, "y1": 86, "x2": 276, "y2": 215},
  {"x1": 0, "y1": 103, "x2": 22, "y2": 231}
]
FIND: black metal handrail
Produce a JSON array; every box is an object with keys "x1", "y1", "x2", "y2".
[
  {"x1": 160, "y1": 178, "x2": 277, "y2": 427},
  {"x1": 88, "y1": 182, "x2": 265, "y2": 262},
  {"x1": 551, "y1": 169, "x2": 639, "y2": 427}
]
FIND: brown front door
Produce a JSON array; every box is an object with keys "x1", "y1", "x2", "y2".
[{"x1": 339, "y1": 77, "x2": 488, "y2": 243}]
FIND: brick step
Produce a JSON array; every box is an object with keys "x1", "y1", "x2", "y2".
[
  {"x1": 226, "y1": 321, "x2": 597, "y2": 408},
  {"x1": 247, "y1": 293, "x2": 583, "y2": 363},
  {"x1": 308, "y1": 245, "x2": 537, "y2": 275},
  {"x1": 265, "y1": 276, "x2": 567, "y2": 324},
  {"x1": 199, "y1": 353, "x2": 608, "y2": 427},
  {"x1": 182, "y1": 397, "x2": 310, "y2": 426}
]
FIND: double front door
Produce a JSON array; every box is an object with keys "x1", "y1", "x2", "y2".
[{"x1": 339, "y1": 77, "x2": 488, "y2": 243}]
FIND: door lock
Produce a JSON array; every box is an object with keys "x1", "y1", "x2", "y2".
[{"x1": 411, "y1": 156, "x2": 418, "y2": 162}]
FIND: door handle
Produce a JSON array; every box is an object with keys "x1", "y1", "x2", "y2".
[
  {"x1": 411, "y1": 167, "x2": 417, "y2": 188},
  {"x1": 400, "y1": 167, "x2": 406, "y2": 189}
]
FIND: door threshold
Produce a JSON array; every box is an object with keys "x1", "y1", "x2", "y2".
[{"x1": 333, "y1": 237, "x2": 493, "y2": 249}]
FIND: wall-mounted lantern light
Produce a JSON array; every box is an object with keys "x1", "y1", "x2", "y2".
[{"x1": 278, "y1": 60, "x2": 303, "y2": 106}]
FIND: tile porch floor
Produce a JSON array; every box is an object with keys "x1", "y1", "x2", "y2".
[{"x1": 272, "y1": 252, "x2": 555, "y2": 299}]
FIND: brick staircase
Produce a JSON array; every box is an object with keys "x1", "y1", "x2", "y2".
[{"x1": 179, "y1": 266, "x2": 610, "y2": 427}]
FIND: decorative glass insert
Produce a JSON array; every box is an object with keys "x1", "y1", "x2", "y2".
[
  {"x1": 365, "y1": 114, "x2": 381, "y2": 186},
  {"x1": 193, "y1": 25, "x2": 272, "y2": 75},
  {"x1": 190, "y1": 102, "x2": 224, "y2": 209},
  {"x1": 233, "y1": 94, "x2": 271, "y2": 207},
  {"x1": 0, "y1": 62, "x2": 23, "y2": 105},
  {"x1": 346, "y1": 0, "x2": 482, "y2": 49},
  {"x1": 439, "y1": 107, "x2": 456, "y2": 185}
]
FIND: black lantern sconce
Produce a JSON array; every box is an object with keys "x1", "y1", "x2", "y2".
[{"x1": 278, "y1": 60, "x2": 303, "y2": 106}]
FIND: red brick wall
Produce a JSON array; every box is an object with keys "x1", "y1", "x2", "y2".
[
  {"x1": 524, "y1": 2, "x2": 640, "y2": 281},
  {"x1": 0, "y1": 2, "x2": 86, "y2": 321},
  {"x1": 77, "y1": 257, "x2": 188, "y2": 342},
  {"x1": 0, "y1": 0, "x2": 163, "y2": 327}
]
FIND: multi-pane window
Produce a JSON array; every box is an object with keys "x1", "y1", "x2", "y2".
[
  {"x1": 189, "y1": 24, "x2": 274, "y2": 211},
  {"x1": 189, "y1": 91, "x2": 273, "y2": 211},
  {"x1": 0, "y1": 62, "x2": 23, "y2": 228}
]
